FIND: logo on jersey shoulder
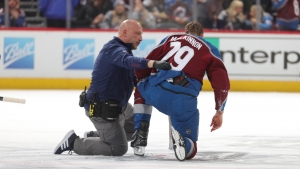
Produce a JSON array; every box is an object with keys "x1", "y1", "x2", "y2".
[
  {"x1": 63, "y1": 38, "x2": 94, "y2": 70},
  {"x1": 3, "y1": 37, "x2": 34, "y2": 69},
  {"x1": 132, "y1": 39, "x2": 156, "y2": 58}
]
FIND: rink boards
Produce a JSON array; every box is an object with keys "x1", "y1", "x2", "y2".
[{"x1": 0, "y1": 29, "x2": 299, "y2": 92}]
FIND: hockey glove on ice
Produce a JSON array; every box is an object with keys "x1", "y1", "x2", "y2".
[{"x1": 153, "y1": 61, "x2": 172, "y2": 70}]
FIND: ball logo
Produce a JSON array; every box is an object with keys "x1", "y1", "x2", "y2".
[
  {"x1": 63, "y1": 38, "x2": 94, "y2": 69},
  {"x1": 133, "y1": 39, "x2": 156, "y2": 58},
  {"x1": 3, "y1": 38, "x2": 34, "y2": 69}
]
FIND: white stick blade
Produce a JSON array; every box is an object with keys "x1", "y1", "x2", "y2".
[
  {"x1": 168, "y1": 116, "x2": 174, "y2": 150},
  {"x1": 2, "y1": 97, "x2": 26, "y2": 104}
]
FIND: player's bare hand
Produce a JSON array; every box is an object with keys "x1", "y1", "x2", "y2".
[{"x1": 210, "y1": 111, "x2": 223, "y2": 132}]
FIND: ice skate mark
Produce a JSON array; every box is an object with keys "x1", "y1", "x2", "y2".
[{"x1": 194, "y1": 151, "x2": 248, "y2": 162}]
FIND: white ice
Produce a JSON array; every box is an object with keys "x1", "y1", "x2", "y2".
[{"x1": 0, "y1": 90, "x2": 300, "y2": 169}]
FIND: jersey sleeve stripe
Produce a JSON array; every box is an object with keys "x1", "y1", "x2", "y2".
[{"x1": 218, "y1": 96, "x2": 227, "y2": 111}]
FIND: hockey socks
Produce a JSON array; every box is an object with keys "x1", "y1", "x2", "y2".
[{"x1": 131, "y1": 121, "x2": 149, "y2": 156}]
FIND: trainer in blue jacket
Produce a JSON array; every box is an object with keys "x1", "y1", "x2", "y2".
[{"x1": 53, "y1": 19, "x2": 171, "y2": 156}]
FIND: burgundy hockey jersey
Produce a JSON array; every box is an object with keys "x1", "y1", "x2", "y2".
[
  {"x1": 135, "y1": 33, "x2": 230, "y2": 111},
  {"x1": 276, "y1": 0, "x2": 300, "y2": 20}
]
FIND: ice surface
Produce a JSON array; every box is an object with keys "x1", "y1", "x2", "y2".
[{"x1": 0, "y1": 90, "x2": 300, "y2": 169}]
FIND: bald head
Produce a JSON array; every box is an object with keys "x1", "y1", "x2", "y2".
[
  {"x1": 118, "y1": 19, "x2": 143, "y2": 50},
  {"x1": 118, "y1": 20, "x2": 141, "y2": 37}
]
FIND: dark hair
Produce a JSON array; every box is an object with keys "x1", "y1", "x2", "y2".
[{"x1": 185, "y1": 21, "x2": 203, "y2": 36}]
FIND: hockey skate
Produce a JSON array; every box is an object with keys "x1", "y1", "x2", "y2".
[
  {"x1": 171, "y1": 126, "x2": 186, "y2": 161},
  {"x1": 130, "y1": 121, "x2": 149, "y2": 156},
  {"x1": 54, "y1": 130, "x2": 78, "y2": 154}
]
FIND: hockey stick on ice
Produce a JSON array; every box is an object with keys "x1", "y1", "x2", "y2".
[
  {"x1": 0, "y1": 96, "x2": 26, "y2": 104},
  {"x1": 168, "y1": 116, "x2": 174, "y2": 150}
]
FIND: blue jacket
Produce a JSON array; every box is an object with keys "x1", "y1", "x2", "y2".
[
  {"x1": 84, "y1": 37, "x2": 149, "y2": 110},
  {"x1": 259, "y1": 13, "x2": 273, "y2": 30},
  {"x1": 39, "y1": 0, "x2": 79, "y2": 20}
]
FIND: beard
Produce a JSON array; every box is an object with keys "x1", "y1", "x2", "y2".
[{"x1": 131, "y1": 43, "x2": 138, "y2": 50}]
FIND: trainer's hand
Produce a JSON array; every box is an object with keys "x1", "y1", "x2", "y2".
[
  {"x1": 210, "y1": 111, "x2": 223, "y2": 132},
  {"x1": 153, "y1": 61, "x2": 172, "y2": 70}
]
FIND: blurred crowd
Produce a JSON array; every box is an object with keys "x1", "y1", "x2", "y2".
[
  {"x1": 0, "y1": 0, "x2": 26, "y2": 27},
  {"x1": 0, "y1": 0, "x2": 300, "y2": 31}
]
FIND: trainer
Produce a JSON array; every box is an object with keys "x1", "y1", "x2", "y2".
[{"x1": 54, "y1": 19, "x2": 171, "y2": 156}]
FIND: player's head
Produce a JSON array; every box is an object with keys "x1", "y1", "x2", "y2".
[
  {"x1": 118, "y1": 19, "x2": 143, "y2": 50},
  {"x1": 185, "y1": 21, "x2": 204, "y2": 37}
]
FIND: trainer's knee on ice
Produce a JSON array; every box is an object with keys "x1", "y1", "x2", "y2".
[{"x1": 111, "y1": 145, "x2": 128, "y2": 156}]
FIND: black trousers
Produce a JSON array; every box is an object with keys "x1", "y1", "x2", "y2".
[{"x1": 46, "y1": 19, "x2": 66, "y2": 28}]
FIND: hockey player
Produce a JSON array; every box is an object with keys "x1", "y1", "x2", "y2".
[
  {"x1": 272, "y1": 0, "x2": 300, "y2": 30},
  {"x1": 131, "y1": 21, "x2": 230, "y2": 161}
]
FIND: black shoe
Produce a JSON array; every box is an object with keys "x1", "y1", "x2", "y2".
[
  {"x1": 54, "y1": 130, "x2": 78, "y2": 154},
  {"x1": 131, "y1": 121, "x2": 149, "y2": 155}
]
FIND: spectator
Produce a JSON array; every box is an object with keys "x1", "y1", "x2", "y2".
[
  {"x1": 197, "y1": 0, "x2": 210, "y2": 28},
  {"x1": 217, "y1": 0, "x2": 246, "y2": 30},
  {"x1": 111, "y1": 0, "x2": 130, "y2": 7},
  {"x1": 251, "y1": 0, "x2": 274, "y2": 14},
  {"x1": 0, "y1": 0, "x2": 26, "y2": 27},
  {"x1": 39, "y1": 0, "x2": 79, "y2": 28},
  {"x1": 72, "y1": 0, "x2": 113, "y2": 28},
  {"x1": 207, "y1": 0, "x2": 224, "y2": 29},
  {"x1": 99, "y1": 0, "x2": 127, "y2": 29},
  {"x1": 72, "y1": 0, "x2": 90, "y2": 27},
  {"x1": 223, "y1": 0, "x2": 252, "y2": 16},
  {"x1": 88, "y1": 0, "x2": 113, "y2": 28},
  {"x1": 129, "y1": 0, "x2": 156, "y2": 29},
  {"x1": 272, "y1": 0, "x2": 300, "y2": 31},
  {"x1": 245, "y1": 4, "x2": 273, "y2": 30},
  {"x1": 143, "y1": 0, "x2": 168, "y2": 28},
  {"x1": 164, "y1": 0, "x2": 192, "y2": 11},
  {"x1": 162, "y1": 0, "x2": 193, "y2": 29}
]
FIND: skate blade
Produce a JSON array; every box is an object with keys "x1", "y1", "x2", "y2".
[
  {"x1": 171, "y1": 127, "x2": 186, "y2": 161},
  {"x1": 133, "y1": 146, "x2": 145, "y2": 156},
  {"x1": 173, "y1": 144, "x2": 186, "y2": 161}
]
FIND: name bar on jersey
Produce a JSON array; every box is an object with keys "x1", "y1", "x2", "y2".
[{"x1": 170, "y1": 36, "x2": 202, "y2": 50}]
